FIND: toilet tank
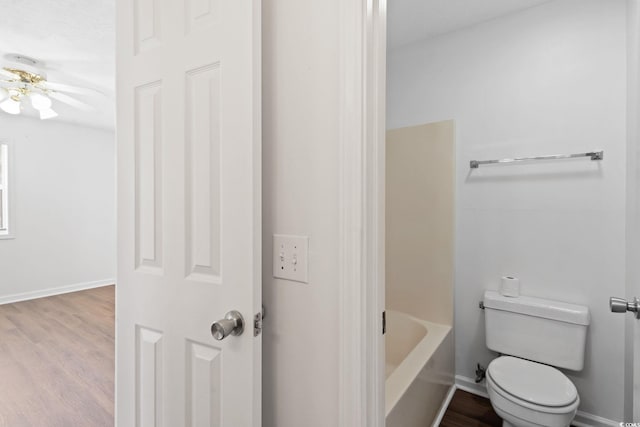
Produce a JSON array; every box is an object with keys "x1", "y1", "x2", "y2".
[{"x1": 483, "y1": 290, "x2": 590, "y2": 370}]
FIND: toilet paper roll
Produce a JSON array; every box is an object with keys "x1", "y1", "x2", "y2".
[{"x1": 500, "y1": 276, "x2": 520, "y2": 297}]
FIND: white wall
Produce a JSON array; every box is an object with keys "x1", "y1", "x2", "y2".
[
  {"x1": 388, "y1": 0, "x2": 627, "y2": 421},
  {"x1": 0, "y1": 115, "x2": 115, "y2": 301},
  {"x1": 262, "y1": 0, "x2": 341, "y2": 426}
]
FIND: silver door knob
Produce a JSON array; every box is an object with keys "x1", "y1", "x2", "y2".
[
  {"x1": 609, "y1": 297, "x2": 640, "y2": 319},
  {"x1": 211, "y1": 310, "x2": 245, "y2": 340}
]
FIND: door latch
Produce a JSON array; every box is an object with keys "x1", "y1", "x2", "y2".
[
  {"x1": 254, "y1": 305, "x2": 266, "y2": 337},
  {"x1": 382, "y1": 310, "x2": 386, "y2": 335}
]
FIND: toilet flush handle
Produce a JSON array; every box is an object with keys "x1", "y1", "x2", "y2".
[{"x1": 609, "y1": 297, "x2": 640, "y2": 319}]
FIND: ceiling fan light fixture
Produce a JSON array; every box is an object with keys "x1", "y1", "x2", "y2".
[
  {"x1": 0, "y1": 55, "x2": 100, "y2": 121},
  {"x1": 39, "y1": 107, "x2": 58, "y2": 120},
  {"x1": 30, "y1": 93, "x2": 53, "y2": 111},
  {"x1": 0, "y1": 97, "x2": 21, "y2": 115}
]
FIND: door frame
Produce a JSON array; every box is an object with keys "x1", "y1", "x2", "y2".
[
  {"x1": 626, "y1": 0, "x2": 640, "y2": 420},
  {"x1": 337, "y1": 1, "x2": 386, "y2": 426}
]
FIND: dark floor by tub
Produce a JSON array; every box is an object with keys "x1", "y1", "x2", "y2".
[{"x1": 440, "y1": 390, "x2": 501, "y2": 427}]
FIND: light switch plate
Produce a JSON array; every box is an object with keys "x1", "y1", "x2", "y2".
[{"x1": 273, "y1": 234, "x2": 309, "y2": 283}]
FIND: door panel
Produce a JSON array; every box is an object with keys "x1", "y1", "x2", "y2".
[
  {"x1": 116, "y1": 0, "x2": 261, "y2": 425},
  {"x1": 184, "y1": 64, "x2": 221, "y2": 283},
  {"x1": 134, "y1": 81, "x2": 163, "y2": 274}
]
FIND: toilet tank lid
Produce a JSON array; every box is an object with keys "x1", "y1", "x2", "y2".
[{"x1": 483, "y1": 290, "x2": 590, "y2": 325}]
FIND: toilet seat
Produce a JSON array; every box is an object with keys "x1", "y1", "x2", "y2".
[
  {"x1": 487, "y1": 356, "x2": 578, "y2": 408},
  {"x1": 487, "y1": 372, "x2": 579, "y2": 415},
  {"x1": 486, "y1": 357, "x2": 580, "y2": 427}
]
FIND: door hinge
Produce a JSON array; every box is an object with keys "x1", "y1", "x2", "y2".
[
  {"x1": 254, "y1": 305, "x2": 266, "y2": 337},
  {"x1": 382, "y1": 310, "x2": 386, "y2": 335}
]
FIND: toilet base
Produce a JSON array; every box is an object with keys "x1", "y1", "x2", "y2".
[{"x1": 500, "y1": 419, "x2": 569, "y2": 427}]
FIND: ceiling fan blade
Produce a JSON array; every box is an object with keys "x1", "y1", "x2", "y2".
[
  {"x1": 0, "y1": 68, "x2": 19, "y2": 80},
  {"x1": 49, "y1": 92, "x2": 94, "y2": 111},
  {"x1": 45, "y1": 81, "x2": 103, "y2": 96}
]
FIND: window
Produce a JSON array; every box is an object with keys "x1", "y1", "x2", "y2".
[{"x1": 0, "y1": 144, "x2": 9, "y2": 236}]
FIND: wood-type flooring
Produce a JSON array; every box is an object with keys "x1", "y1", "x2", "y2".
[
  {"x1": 0, "y1": 285, "x2": 114, "y2": 427},
  {"x1": 440, "y1": 390, "x2": 502, "y2": 427}
]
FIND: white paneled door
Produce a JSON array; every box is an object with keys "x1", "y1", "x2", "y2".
[{"x1": 115, "y1": 0, "x2": 262, "y2": 425}]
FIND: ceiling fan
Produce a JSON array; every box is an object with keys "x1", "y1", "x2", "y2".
[{"x1": 0, "y1": 53, "x2": 99, "y2": 120}]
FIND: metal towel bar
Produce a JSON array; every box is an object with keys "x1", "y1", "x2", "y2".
[{"x1": 469, "y1": 150, "x2": 603, "y2": 169}]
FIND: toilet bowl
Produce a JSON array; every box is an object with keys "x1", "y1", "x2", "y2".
[{"x1": 486, "y1": 356, "x2": 579, "y2": 427}]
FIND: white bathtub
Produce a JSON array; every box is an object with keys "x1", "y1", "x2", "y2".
[{"x1": 385, "y1": 310, "x2": 454, "y2": 427}]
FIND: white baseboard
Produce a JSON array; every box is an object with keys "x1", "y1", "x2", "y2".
[
  {"x1": 455, "y1": 375, "x2": 620, "y2": 427},
  {"x1": 573, "y1": 411, "x2": 621, "y2": 427},
  {"x1": 455, "y1": 375, "x2": 489, "y2": 398},
  {"x1": 0, "y1": 279, "x2": 115, "y2": 305},
  {"x1": 432, "y1": 385, "x2": 456, "y2": 427}
]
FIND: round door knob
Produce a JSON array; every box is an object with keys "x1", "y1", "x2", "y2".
[
  {"x1": 610, "y1": 297, "x2": 629, "y2": 313},
  {"x1": 211, "y1": 310, "x2": 244, "y2": 340},
  {"x1": 610, "y1": 297, "x2": 640, "y2": 319}
]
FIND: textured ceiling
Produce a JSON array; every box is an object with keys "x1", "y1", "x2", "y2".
[
  {"x1": 388, "y1": 0, "x2": 554, "y2": 50},
  {"x1": 0, "y1": 0, "x2": 115, "y2": 130}
]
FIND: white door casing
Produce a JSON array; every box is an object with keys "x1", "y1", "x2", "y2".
[
  {"x1": 116, "y1": 0, "x2": 262, "y2": 425},
  {"x1": 337, "y1": 0, "x2": 386, "y2": 426},
  {"x1": 628, "y1": 0, "x2": 640, "y2": 420}
]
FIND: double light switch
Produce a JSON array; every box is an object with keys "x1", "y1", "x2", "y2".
[{"x1": 273, "y1": 234, "x2": 309, "y2": 283}]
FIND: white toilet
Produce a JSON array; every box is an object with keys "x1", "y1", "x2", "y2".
[{"x1": 483, "y1": 290, "x2": 590, "y2": 427}]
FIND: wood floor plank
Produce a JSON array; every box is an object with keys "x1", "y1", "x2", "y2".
[
  {"x1": 440, "y1": 390, "x2": 502, "y2": 427},
  {"x1": 0, "y1": 285, "x2": 115, "y2": 427}
]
